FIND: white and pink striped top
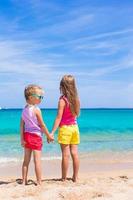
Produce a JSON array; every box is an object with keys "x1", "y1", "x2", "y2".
[{"x1": 22, "y1": 104, "x2": 42, "y2": 137}]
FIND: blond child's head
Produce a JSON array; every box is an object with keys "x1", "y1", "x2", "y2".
[{"x1": 24, "y1": 84, "x2": 44, "y2": 104}]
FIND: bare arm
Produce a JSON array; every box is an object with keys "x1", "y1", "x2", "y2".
[
  {"x1": 35, "y1": 108, "x2": 53, "y2": 140},
  {"x1": 20, "y1": 118, "x2": 25, "y2": 147},
  {"x1": 51, "y1": 99, "x2": 65, "y2": 134},
  {"x1": 76, "y1": 98, "x2": 80, "y2": 116}
]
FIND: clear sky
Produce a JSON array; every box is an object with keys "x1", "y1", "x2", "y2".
[{"x1": 0, "y1": 0, "x2": 133, "y2": 108}]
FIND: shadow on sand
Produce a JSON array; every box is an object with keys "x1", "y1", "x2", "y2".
[
  {"x1": 0, "y1": 177, "x2": 73, "y2": 186},
  {"x1": 43, "y1": 177, "x2": 73, "y2": 182},
  {"x1": 0, "y1": 180, "x2": 15, "y2": 185},
  {"x1": 16, "y1": 178, "x2": 38, "y2": 186}
]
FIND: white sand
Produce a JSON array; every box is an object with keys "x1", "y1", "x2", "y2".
[{"x1": 0, "y1": 154, "x2": 133, "y2": 200}]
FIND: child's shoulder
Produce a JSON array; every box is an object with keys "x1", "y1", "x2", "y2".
[
  {"x1": 59, "y1": 95, "x2": 69, "y2": 105},
  {"x1": 59, "y1": 95, "x2": 66, "y2": 102},
  {"x1": 34, "y1": 105, "x2": 41, "y2": 112},
  {"x1": 32, "y1": 106, "x2": 41, "y2": 118},
  {"x1": 59, "y1": 95, "x2": 64, "y2": 99},
  {"x1": 59, "y1": 95, "x2": 67, "y2": 100}
]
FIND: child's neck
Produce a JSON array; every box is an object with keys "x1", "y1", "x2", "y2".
[{"x1": 26, "y1": 101, "x2": 36, "y2": 106}]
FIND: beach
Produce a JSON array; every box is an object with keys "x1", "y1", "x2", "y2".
[
  {"x1": 0, "y1": 109, "x2": 133, "y2": 199},
  {"x1": 0, "y1": 0, "x2": 132, "y2": 198},
  {"x1": 1, "y1": 153, "x2": 133, "y2": 200}
]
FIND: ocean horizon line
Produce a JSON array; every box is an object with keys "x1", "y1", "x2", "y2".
[{"x1": 0, "y1": 107, "x2": 133, "y2": 110}]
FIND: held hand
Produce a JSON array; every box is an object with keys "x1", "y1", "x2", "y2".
[
  {"x1": 47, "y1": 137, "x2": 51, "y2": 143},
  {"x1": 50, "y1": 133, "x2": 54, "y2": 142},
  {"x1": 47, "y1": 133, "x2": 54, "y2": 143},
  {"x1": 47, "y1": 138, "x2": 50, "y2": 143}
]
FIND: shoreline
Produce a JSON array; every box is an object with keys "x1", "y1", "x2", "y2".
[
  {"x1": 1, "y1": 150, "x2": 133, "y2": 165},
  {"x1": 1, "y1": 152, "x2": 133, "y2": 177}
]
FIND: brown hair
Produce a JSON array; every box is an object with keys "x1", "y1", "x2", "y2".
[
  {"x1": 24, "y1": 84, "x2": 42, "y2": 100},
  {"x1": 60, "y1": 75, "x2": 80, "y2": 116}
]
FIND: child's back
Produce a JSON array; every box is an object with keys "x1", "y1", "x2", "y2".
[
  {"x1": 59, "y1": 95, "x2": 77, "y2": 126},
  {"x1": 22, "y1": 105, "x2": 42, "y2": 137}
]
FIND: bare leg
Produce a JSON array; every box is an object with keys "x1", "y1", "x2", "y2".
[
  {"x1": 22, "y1": 148, "x2": 32, "y2": 184},
  {"x1": 60, "y1": 144, "x2": 70, "y2": 181},
  {"x1": 33, "y1": 150, "x2": 42, "y2": 185},
  {"x1": 70, "y1": 145, "x2": 79, "y2": 182}
]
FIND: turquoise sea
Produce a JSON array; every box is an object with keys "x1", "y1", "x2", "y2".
[{"x1": 0, "y1": 109, "x2": 133, "y2": 163}]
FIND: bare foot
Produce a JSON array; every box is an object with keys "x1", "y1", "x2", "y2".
[
  {"x1": 24, "y1": 180, "x2": 28, "y2": 185},
  {"x1": 18, "y1": 179, "x2": 28, "y2": 185},
  {"x1": 36, "y1": 181, "x2": 42, "y2": 186},
  {"x1": 72, "y1": 176, "x2": 78, "y2": 182},
  {"x1": 61, "y1": 178, "x2": 66, "y2": 182}
]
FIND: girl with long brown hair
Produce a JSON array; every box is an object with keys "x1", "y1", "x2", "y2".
[{"x1": 51, "y1": 75, "x2": 80, "y2": 182}]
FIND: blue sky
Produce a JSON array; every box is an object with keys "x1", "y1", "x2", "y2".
[{"x1": 0, "y1": 0, "x2": 133, "y2": 108}]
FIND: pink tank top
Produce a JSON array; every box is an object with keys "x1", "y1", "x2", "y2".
[{"x1": 59, "y1": 96, "x2": 77, "y2": 127}]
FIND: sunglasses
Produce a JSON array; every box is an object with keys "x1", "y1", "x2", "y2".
[{"x1": 31, "y1": 94, "x2": 44, "y2": 100}]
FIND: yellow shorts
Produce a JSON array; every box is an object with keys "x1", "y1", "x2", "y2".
[{"x1": 58, "y1": 125, "x2": 80, "y2": 145}]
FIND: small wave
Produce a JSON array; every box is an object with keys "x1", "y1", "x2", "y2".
[
  {"x1": 0, "y1": 156, "x2": 61, "y2": 164},
  {"x1": 41, "y1": 156, "x2": 61, "y2": 161},
  {"x1": 0, "y1": 157, "x2": 20, "y2": 163}
]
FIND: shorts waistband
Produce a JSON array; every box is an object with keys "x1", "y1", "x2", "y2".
[{"x1": 59, "y1": 124, "x2": 78, "y2": 128}]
